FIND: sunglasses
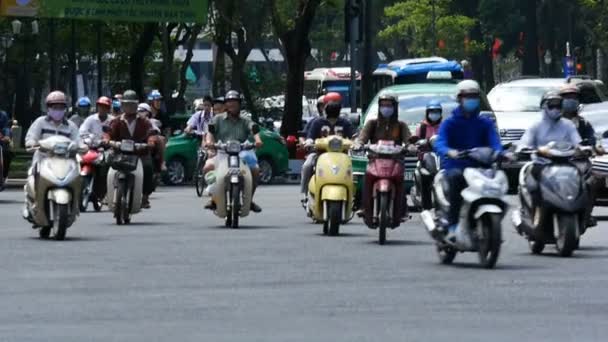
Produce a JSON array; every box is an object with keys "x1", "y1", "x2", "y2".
[{"x1": 547, "y1": 103, "x2": 562, "y2": 110}]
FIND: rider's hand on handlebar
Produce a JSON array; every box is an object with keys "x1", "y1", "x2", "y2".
[
  {"x1": 538, "y1": 146, "x2": 551, "y2": 157},
  {"x1": 447, "y1": 149, "x2": 460, "y2": 159}
]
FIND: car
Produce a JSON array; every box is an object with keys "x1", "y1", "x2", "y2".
[
  {"x1": 488, "y1": 76, "x2": 607, "y2": 144},
  {"x1": 162, "y1": 124, "x2": 290, "y2": 186},
  {"x1": 351, "y1": 81, "x2": 494, "y2": 206}
]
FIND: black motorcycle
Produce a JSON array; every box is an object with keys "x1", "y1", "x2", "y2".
[
  {"x1": 512, "y1": 142, "x2": 589, "y2": 257},
  {"x1": 411, "y1": 136, "x2": 439, "y2": 211}
]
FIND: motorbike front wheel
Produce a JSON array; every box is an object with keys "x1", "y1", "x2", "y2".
[
  {"x1": 80, "y1": 176, "x2": 93, "y2": 212},
  {"x1": 555, "y1": 214, "x2": 578, "y2": 257},
  {"x1": 378, "y1": 192, "x2": 390, "y2": 245},
  {"x1": 326, "y1": 201, "x2": 342, "y2": 236},
  {"x1": 231, "y1": 185, "x2": 240, "y2": 229},
  {"x1": 115, "y1": 184, "x2": 125, "y2": 225},
  {"x1": 477, "y1": 213, "x2": 502, "y2": 269},
  {"x1": 437, "y1": 245, "x2": 457, "y2": 264},
  {"x1": 195, "y1": 157, "x2": 205, "y2": 198},
  {"x1": 52, "y1": 204, "x2": 69, "y2": 241}
]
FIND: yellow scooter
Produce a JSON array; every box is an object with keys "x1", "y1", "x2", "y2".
[{"x1": 306, "y1": 135, "x2": 355, "y2": 236}]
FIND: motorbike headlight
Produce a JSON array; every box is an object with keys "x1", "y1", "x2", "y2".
[
  {"x1": 328, "y1": 137, "x2": 343, "y2": 152},
  {"x1": 229, "y1": 155, "x2": 240, "y2": 168},
  {"x1": 53, "y1": 143, "x2": 69, "y2": 156},
  {"x1": 120, "y1": 140, "x2": 135, "y2": 152},
  {"x1": 226, "y1": 141, "x2": 241, "y2": 154}
]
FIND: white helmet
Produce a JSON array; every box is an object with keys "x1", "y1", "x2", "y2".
[
  {"x1": 137, "y1": 103, "x2": 152, "y2": 114},
  {"x1": 193, "y1": 98, "x2": 205, "y2": 111},
  {"x1": 457, "y1": 80, "x2": 481, "y2": 97}
]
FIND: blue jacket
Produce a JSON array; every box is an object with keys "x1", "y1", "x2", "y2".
[
  {"x1": 434, "y1": 107, "x2": 502, "y2": 170},
  {"x1": 0, "y1": 110, "x2": 10, "y2": 137}
]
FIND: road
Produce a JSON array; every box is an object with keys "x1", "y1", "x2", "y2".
[{"x1": 1, "y1": 185, "x2": 607, "y2": 341}]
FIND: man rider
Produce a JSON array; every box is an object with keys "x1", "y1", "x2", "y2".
[
  {"x1": 137, "y1": 102, "x2": 166, "y2": 175},
  {"x1": 79, "y1": 96, "x2": 113, "y2": 139},
  {"x1": 70, "y1": 97, "x2": 92, "y2": 128},
  {"x1": 148, "y1": 90, "x2": 168, "y2": 130},
  {"x1": 185, "y1": 95, "x2": 213, "y2": 137},
  {"x1": 204, "y1": 90, "x2": 263, "y2": 213},
  {"x1": 355, "y1": 94, "x2": 412, "y2": 221},
  {"x1": 300, "y1": 98, "x2": 354, "y2": 203},
  {"x1": 107, "y1": 90, "x2": 156, "y2": 209},
  {"x1": 415, "y1": 100, "x2": 443, "y2": 140},
  {"x1": 434, "y1": 80, "x2": 503, "y2": 240},
  {"x1": 24, "y1": 91, "x2": 80, "y2": 220},
  {"x1": 0, "y1": 109, "x2": 12, "y2": 188}
]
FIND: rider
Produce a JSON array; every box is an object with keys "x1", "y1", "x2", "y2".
[
  {"x1": 107, "y1": 90, "x2": 156, "y2": 209},
  {"x1": 24, "y1": 91, "x2": 80, "y2": 219},
  {"x1": 355, "y1": 94, "x2": 412, "y2": 220},
  {"x1": 212, "y1": 97, "x2": 226, "y2": 115},
  {"x1": 147, "y1": 90, "x2": 168, "y2": 130},
  {"x1": 0, "y1": 109, "x2": 12, "y2": 186},
  {"x1": 70, "y1": 97, "x2": 92, "y2": 128},
  {"x1": 79, "y1": 96, "x2": 113, "y2": 139},
  {"x1": 415, "y1": 100, "x2": 443, "y2": 140},
  {"x1": 112, "y1": 99, "x2": 122, "y2": 117},
  {"x1": 185, "y1": 95, "x2": 213, "y2": 137},
  {"x1": 434, "y1": 80, "x2": 503, "y2": 239},
  {"x1": 137, "y1": 102, "x2": 166, "y2": 174},
  {"x1": 300, "y1": 96, "x2": 353, "y2": 202},
  {"x1": 204, "y1": 90, "x2": 263, "y2": 212}
]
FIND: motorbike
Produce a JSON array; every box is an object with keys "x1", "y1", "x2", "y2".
[
  {"x1": 208, "y1": 140, "x2": 255, "y2": 228},
  {"x1": 512, "y1": 142, "x2": 589, "y2": 257},
  {"x1": 421, "y1": 147, "x2": 508, "y2": 268},
  {"x1": 77, "y1": 134, "x2": 106, "y2": 212},
  {"x1": 23, "y1": 136, "x2": 84, "y2": 240},
  {"x1": 106, "y1": 140, "x2": 148, "y2": 225},
  {"x1": 359, "y1": 141, "x2": 406, "y2": 244},
  {"x1": 306, "y1": 135, "x2": 354, "y2": 236},
  {"x1": 411, "y1": 136, "x2": 440, "y2": 212}
]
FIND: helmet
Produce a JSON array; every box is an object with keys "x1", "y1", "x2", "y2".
[
  {"x1": 426, "y1": 100, "x2": 442, "y2": 111},
  {"x1": 559, "y1": 84, "x2": 580, "y2": 97},
  {"x1": 457, "y1": 80, "x2": 481, "y2": 97},
  {"x1": 225, "y1": 90, "x2": 242, "y2": 102},
  {"x1": 193, "y1": 98, "x2": 205, "y2": 111},
  {"x1": 121, "y1": 90, "x2": 139, "y2": 104},
  {"x1": 147, "y1": 89, "x2": 162, "y2": 101},
  {"x1": 96, "y1": 96, "x2": 112, "y2": 107},
  {"x1": 112, "y1": 99, "x2": 121, "y2": 111},
  {"x1": 77, "y1": 96, "x2": 92, "y2": 107},
  {"x1": 213, "y1": 96, "x2": 225, "y2": 104},
  {"x1": 138, "y1": 103, "x2": 152, "y2": 113},
  {"x1": 46, "y1": 91, "x2": 67, "y2": 106},
  {"x1": 378, "y1": 94, "x2": 397, "y2": 104},
  {"x1": 540, "y1": 90, "x2": 563, "y2": 107},
  {"x1": 324, "y1": 92, "x2": 342, "y2": 103}
]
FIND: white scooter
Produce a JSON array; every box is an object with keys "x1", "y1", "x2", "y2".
[
  {"x1": 208, "y1": 140, "x2": 255, "y2": 228},
  {"x1": 23, "y1": 136, "x2": 84, "y2": 240},
  {"x1": 421, "y1": 147, "x2": 509, "y2": 269},
  {"x1": 106, "y1": 140, "x2": 148, "y2": 225}
]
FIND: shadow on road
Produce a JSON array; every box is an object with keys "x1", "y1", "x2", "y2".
[
  {"x1": 27, "y1": 236, "x2": 111, "y2": 242},
  {"x1": 444, "y1": 261, "x2": 548, "y2": 271},
  {"x1": 0, "y1": 199, "x2": 21, "y2": 204},
  {"x1": 209, "y1": 225, "x2": 283, "y2": 230},
  {"x1": 365, "y1": 239, "x2": 433, "y2": 246}
]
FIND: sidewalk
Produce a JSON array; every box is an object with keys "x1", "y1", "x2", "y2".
[{"x1": 4, "y1": 179, "x2": 26, "y2": 189}]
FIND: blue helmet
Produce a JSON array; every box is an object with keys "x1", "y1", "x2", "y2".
[
  {"x1": 147, "y1": 90, "x2": 163, "y2": 101},
  {"x1": 426, "y1": 100, "x2": 442, "y2": 112},
  {"x1": 112, "y1": 99, "x2": 121, "y2": 111},
  {"x1": 77, "y1": 96, "x2": 92, "y2": 108}
]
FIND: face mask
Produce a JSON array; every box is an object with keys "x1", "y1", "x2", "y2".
[
  {"x1": 428, "y1": 112, "x2": 442, "y2": 122},
  {"x1": 545, "y1": 108, "x2": 562, "y2": 121},
  {"x1": 562, "y1": 99, "x2": 579, "y2": 113},
  {"x1": 379, "y1": 106, "x2": 394, "y2": 118},
  {"x1": 462, "y1": 98, "x2": 480, "y2": 113},
  {"x1": 48, "y1": 109, "x2": 65, "y2": 122}
]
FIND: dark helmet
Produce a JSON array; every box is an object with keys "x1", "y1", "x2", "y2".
[
  {"x1": 378, "y1": 94, "x2": 398, "y2": 119},
  {"x1": 325, "y1": 101, "x2": 342, "y2": 118},
  {"x1": 540, "y1": 90, "x2": 562, "y2": 108},
  {"x1": 121, "y1": 90, "x2": 139, "y2": 104},
  {"x1": 378, "y1": 94, "x2": 397, "y2": 104},
  {"x1": 225, "y1": 90, "x2": 242, "y2": 102}
]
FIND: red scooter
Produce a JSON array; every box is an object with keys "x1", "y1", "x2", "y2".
[
  {"x1": 360, "y1": 140, "x2": 406, "y2": 245},
  {"x1": 78, "y1": 134, "x2": 105, "y2": 212}
]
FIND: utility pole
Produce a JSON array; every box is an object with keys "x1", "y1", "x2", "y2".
[
  {"x1": 346, "y1": 0, "x2": 361, "y2": 113},
  {"x1": 96, "y1": 23, "x2": 103, "y2": 98},
  {"x1": 49, "y1": 19, "x2": 56, "y2": 90},
  {"x1": 360, "y1": 0, "x2": 373, "y2": 110},
  {"x1": 70, "y1": 20, "x2": 77, "y2": 109},
  {"x1": 431, "y1": 0, "x2": 436, "y2": 55}
]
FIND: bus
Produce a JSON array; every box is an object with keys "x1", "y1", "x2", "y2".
[
  {"x1": 372, "y1": 57, "x2": 464, "y2": 95},
  {"x1": 304, "y1": 67, "x2": 361, "y2": 109}
]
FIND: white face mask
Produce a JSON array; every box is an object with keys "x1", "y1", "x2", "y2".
[
  {"x1": 545, "y1": 108, "x2": 562, "y2": 121},
  {"x1": 379, "y1": 106, "x2": 394, "y2": 118},
  {"x1": 428, "y1": 112, "x2": 442, "y2": 122}
]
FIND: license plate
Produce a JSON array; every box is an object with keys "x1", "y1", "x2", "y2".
[{"x1": 404, "y1": 171, "x2": 414, "y2": 181}]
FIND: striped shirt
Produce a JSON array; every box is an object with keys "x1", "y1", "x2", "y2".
[{"x1": 209, "y1": 113, "x2": 254, "y2": 143}]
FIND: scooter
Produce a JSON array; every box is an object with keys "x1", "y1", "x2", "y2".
[
  {"x1": 411, "y1": 136, "x2": 440, "y2": 211},
  {"x1": 77, "y1": 134, "x2": 105, "y2": 212},
  {"x1": 360, "y1": 140, "x2": 406, "y2": 244},
  {"x1": 306, "y1": 135, "x2": 354, "y2": 236},
  {"x1": 512, "y1": 142, "x2": 589, "y2": 257},
  {"x1": 23, "y1": 136, "x2": 84, "y2": 240},
  {"x1": 421, "y1": 148, "x2": 509, "y2": 268},
  {"x1": 208, "y1": 140, "x2": 255, "y2": 228},
  {"x1": 106, "y1": 140, "x2": 148, "y2": 225}
]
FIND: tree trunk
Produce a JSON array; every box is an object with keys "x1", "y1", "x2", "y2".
[
  {"x1": 213, "y1": 44, "x2": 226, "y2": 96},
  {"x1": 280, "y1": 31, "x2": 309, "y2": 137},
  {"x1": 178, "y1": 24, "x2": 203, "y2": 100},
  {"x1": 522, "y1": 0, "x2": 539, "y2": 75},
  {"x1": 129, "y1": 23, "x2": 157, "y2": 100}
]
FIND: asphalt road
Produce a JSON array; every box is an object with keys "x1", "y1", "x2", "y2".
[{"x1": 1, "y1": 185, "x2": 607, "y2": 342}]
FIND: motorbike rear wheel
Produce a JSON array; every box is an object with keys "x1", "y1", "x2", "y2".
[
  {"x1": 231, "y1": 185, "x2": 240, "y2": 229},
  {"x1": 195, "y1": 156, "x2": 205, "y2": 197},
  {"x1": 555, "y1": 214, "x2": 577, "y2": 257},
  {"x1": 477, "y1": 213, "x2": 502, "y2": 269},
  {"x1": 437, "y1": 245, "x2": 457, "y2": 264},
  {"x1": 80, "y1": 176, "x2": 93, "y2": 212},
  {"x1": 327, "y1": 201, "x2": 342, "y2": 236},
  {"x1": 39, "y1": 226, "x2": 51, "y2": 239},
  {"x1": 378, "y1": 192, "x2": 390, "y2": 245},
  {"x1": 529, "y1": 240, "x2": 545, "y2": 254}
]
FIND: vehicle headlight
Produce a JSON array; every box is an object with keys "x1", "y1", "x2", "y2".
[
  {"x1": 328, "y1": 137, "x2": 343, "y2": 152},
  {"x1": 229, "y1": 155, "x2": 239, "y2": 168},
  {"x1": 226, "y1": 141, "x2": 241, "y2": 154},
  {"x1": 120, "y1": 140, "x2": 135, "y2": 152},
  {"x1": 53, "y1": 143, "x2": 69, "y2": 156}
]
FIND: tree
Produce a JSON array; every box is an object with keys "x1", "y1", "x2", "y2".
[{"x1": 270, "y1": 0, "x2": 324, "y2": 137}]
